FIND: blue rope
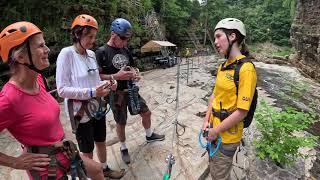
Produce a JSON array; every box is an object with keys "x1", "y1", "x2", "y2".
[
  {"x1": 198, "y1": 130, "x2": 222, "y2": 157},
  {"x1": 128, "y1": 81, "x2": 140, "y2": 115}
]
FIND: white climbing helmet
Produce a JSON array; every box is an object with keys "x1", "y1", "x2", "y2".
[{"x1": 214, "y1": 18, "x2": 246, "y2": 37}]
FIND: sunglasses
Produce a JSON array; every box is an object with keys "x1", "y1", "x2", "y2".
[
  {"x1": 86, "y1": 55, "x2": 98, "y2": 73},
  {"x1": 87, "y1": 68, "x2": 98, "y2": 73},
  {"x1": 117, "y1": 33, "x2": 130, "y2": 41}
]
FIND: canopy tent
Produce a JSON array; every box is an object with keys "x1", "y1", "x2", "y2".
[{"x1": 141, "y1": 40, "x2": 176, "y2": 53}]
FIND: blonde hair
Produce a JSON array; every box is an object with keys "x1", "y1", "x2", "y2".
[
  {"x1": 8, "y1": 41, "x2": 28, "y2": 73},
  {"x1": 10, "y1": 42, "x2": 28, "y2": 62}
]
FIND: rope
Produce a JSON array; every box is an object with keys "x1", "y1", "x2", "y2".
[
  {"x1": 128, "y1": 80, "x2": 141, "y2": 115},
  {"x1": 198, "y1": 130, "x2": 222, "y2": 157}
]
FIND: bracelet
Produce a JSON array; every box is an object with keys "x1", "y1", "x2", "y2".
[{"x1": 89, "y1": 88, "x2": 93, "y2": 98}]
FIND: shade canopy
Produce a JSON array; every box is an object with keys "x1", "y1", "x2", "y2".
[{"x1": 141, "y1": 40, "x2": 176, "y2": 53}]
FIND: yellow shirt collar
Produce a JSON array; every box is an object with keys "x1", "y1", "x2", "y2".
[{"x1": 224, "y1": 55, "x2": 246, "y2": 67}]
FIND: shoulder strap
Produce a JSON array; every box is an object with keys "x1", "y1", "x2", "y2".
[
  {"x1": 220, "y1": 60, "x2": 237, "y2": 71},
  {"x1": 67, "y1": 99, "x2": 92, "y2": 134},
  {"x1": 67, "y1": 99, "x2": 78, "y2": 134},
  {"x1": 234, "y1": 58, "x2": 255, "y2": 96}
]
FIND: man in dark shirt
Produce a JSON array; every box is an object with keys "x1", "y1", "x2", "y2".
[{"x1": 96, "y1": 18, "x2": 165, "y2": 165}]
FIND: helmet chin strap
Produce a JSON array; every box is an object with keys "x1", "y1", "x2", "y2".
[
  {"x1": 78, "y1": 41, "x2": 87, "y2": 55},
  {"x1": 15, "y1": 41, "x2": 50, "y2": 91},
  {"x1": 76, "y1": 27, "x2": 88, "y2": 55},
  {"x1": 75, "y1": 34, "x2": 88, "y2": 56},
  {"x1": 224, "y1": 31, "x2": 235, "y2": 60}
]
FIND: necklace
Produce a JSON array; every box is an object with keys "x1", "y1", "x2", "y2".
[{"x1": 73, "y1": 46, "x2": 97, "y2": 73}]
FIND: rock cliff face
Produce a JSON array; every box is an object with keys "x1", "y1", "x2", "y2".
[
  {"x1": 291, "y1": 0, "x2": 320, "y2": 81},
  {"x1": 291, "y1": 2, "x2": 320, "y2": 177}
]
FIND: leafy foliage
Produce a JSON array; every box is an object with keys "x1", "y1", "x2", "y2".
[
  {"x1": 254, "y1": 100, "x2": 318, "y2": 165},
  {"x1": 0, "y1": 0, "x2": 297, "y2": 86},
  {"x1": 283, "y1": 0, "x2": 297, "y2": 17},
  {"x1": 0, "y1": 0, "x2": 295, "y2": 49}
]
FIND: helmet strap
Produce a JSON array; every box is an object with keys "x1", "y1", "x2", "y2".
[
  {"x1": 224, "y1": 31, "x2": 235, "y2": 60},
  {"x1": 79, "y1": 42, "x2": 87, "y2": 56},
  {"x1": 24, "y1": 41, "x2": 50, "y2": 91},
  {"x1": 26, "y1": 41, "x2": 43, "y2": 74},
  {"x1": 75, "y1": 32, "x2": 88, "y2": 56}
]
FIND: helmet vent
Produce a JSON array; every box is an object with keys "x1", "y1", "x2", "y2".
[
  {"x1": 8, "y1": 29, "x2": 17, "y2": 33},
  {"x1": 20, "y1": 26, "x2": 27, "y2": 32}
]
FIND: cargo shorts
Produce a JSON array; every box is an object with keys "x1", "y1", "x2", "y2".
[{"x1": 107, "y1": 90, "x2": 149, "y2": 125}]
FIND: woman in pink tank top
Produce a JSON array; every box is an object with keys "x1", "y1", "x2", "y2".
[{"x1": 0, "y1": 22, "x2": 106, "y2": 180}]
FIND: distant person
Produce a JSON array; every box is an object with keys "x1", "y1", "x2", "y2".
[
  {"x1": 96, "y1": 18, "x2": 165, "y2": 164},
  {"x1": 202, "y1": 18, "x2": 257, "y2": 179},
  {"x1": 0, "y1": 21, "x2": 109, "y2": 180},
  {"x1": 55, "y1": 14, "x2": 124, "y2": 179},
  {"x1": 185, "y1": 48, "x2": 191, "y2": 57}
]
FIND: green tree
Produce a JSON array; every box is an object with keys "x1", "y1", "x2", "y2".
[{"x1": 283, "y1": 0, "x2": 296, "y2": 17}]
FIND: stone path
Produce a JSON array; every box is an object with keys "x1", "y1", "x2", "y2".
[{"x1": 0, "y1": 56, "x2": 318, "y2": 179}]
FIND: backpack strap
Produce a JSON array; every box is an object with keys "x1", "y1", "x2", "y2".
[
  {"x1": 99, "y1": 45, "x2": 107, "y2": 63},
  {"x1": 233, "y1": 58, "x2": 255, "y2": 96}
]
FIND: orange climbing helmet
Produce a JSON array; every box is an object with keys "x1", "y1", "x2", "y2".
[
  {"x1": 71, "y1": 14, "x2": 98, "y2": 30},
  {"x1": 0, "y1": 21, "x2": 42, "y2": 63}
]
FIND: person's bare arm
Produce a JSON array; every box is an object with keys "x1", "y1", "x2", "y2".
[
  {"x1": 0, "y1": 152, "x2": 50, "y2": 171},
  {"x1": 202, "y1": 95, "x2": 214, "y2": 130}
]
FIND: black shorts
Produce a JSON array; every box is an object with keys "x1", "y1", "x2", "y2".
[
  {"x1": 75, "y1": 117, "x2": 106, "y2": 153},
  {"x1": 108, "y1": 91, "x2": 149, "y2": 125}
]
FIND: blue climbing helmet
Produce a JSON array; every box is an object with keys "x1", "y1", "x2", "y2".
[{"x1": 111, "y1": 18, "x2": 132, "y2": 38}]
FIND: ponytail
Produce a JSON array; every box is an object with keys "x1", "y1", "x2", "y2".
[
  {"x1": 240, "y1": 42, "x2": 250, "y2": 57},
  {"x1": 223, "y1": 29, "x2": 250, "y2": 57}
]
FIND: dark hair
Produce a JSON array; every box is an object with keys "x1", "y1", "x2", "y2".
[
  {"x1": 71, "y1": 26, "x2": 95, "y2": 43},
  {"x1": 223, "y1": 29, "x2": 250, "y2": 57}
]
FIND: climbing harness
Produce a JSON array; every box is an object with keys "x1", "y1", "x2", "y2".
[
  {"x1": 64, "y1": 140, "x2": 88, "y2": 180},
  {"x1": 198, "y1": 125, "x2": 222, "y2": 158},
  {"x1": 27, "y1": 140, "x2": 88, "y2": 180},
  {"x1": 163, "y1": 57, "x2": 186, "y2": 180},
  {"x1": 67, "y1": 92, "x2": 113, "y2": 134},
  {"x1": 91, "y1": 80, "x2": 116, "y2": 120},
  {"x1": 127, "y1": 80, "x2": 140, "y2": 115},
  {"x1": 89, "y1": 92, "x2": 113, "y2": 120}
]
